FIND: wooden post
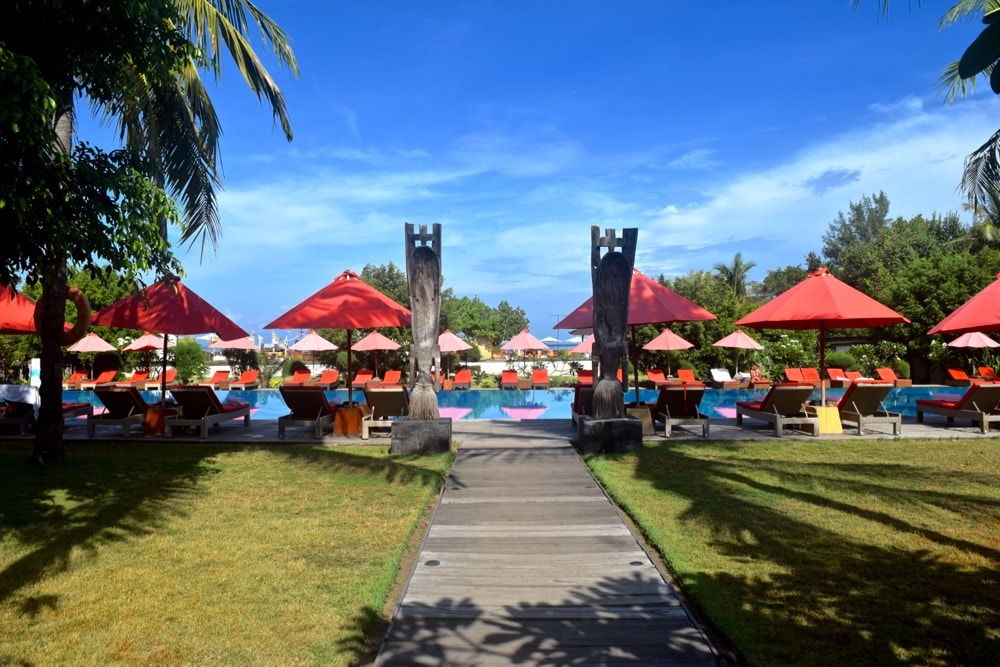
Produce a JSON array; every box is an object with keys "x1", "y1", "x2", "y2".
[
  {"x1": 405, "y1": 223, "x2": 442, "y2": 421},
  {"x1": 590, "y1": 226, "x2": 637, "y2": 419}
]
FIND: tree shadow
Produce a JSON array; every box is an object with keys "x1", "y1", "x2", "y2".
[
  {"x1": 618, "y1": 442, "x2": 1000, "y2": 665},
  {"x1": 374, "y1": 572, "x2": 719, "y2": 664}
]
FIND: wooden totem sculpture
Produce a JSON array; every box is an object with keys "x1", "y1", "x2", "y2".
[
  {"x1": 405, "y1": 222, "x2": 442, "y2": 420},
  {"x1": 591, "y1": 226, "x2": 637, "y2": 419}
]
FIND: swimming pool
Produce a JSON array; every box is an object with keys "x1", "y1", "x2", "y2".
[{"x1": 65, "y1": 385, "x2": 965, "y2": 421}]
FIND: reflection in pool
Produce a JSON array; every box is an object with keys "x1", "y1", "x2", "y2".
[{"x1": 66, "y1": 385, "x2": 962, "y2": 421}]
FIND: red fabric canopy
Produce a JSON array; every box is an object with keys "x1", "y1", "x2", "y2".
[
  {"x1": 929, "y1": 273, "x2": 1000, "y2": 336},
  {"x1": 354, "y1": 331, "x2": 401, "y2": 351},
  {"x1": 555, "y1": 269, "x2": 716, "y2": 330},
  {"x1": 264, "y1": 270, "x2": 411, "y2": 331},
  {"x1": 0, "y1": 284, "x2": 40, "y2": 334},
  {"x1": 438, "y1": 329, "x2": 472, "y2": 353},
  {"x1": 92, "y1": 276, "x2": 248, "y2": 340},
  {"x1": 642, "y1": 327, "x2": 694, "y2": 351},
  {"x1": 67, "y1": 332, "x2": 116, "y2": 353},
  {"x1": 737, "y1": 268, "x2": 909, "y2": 330},
  {"x1": 712, "y1": 329, "x2": 764, "y2": 350},
  {"x1": 287, "y1": 330, "x2": 337, "y2": 352},
  {"x1": 122, "y1": 332, "x2": 174, "y2": 353},
  {"x1": 265, "y1": 270, "x2": 411, "y2": 403},
  {"x1": 501, "y1": 329, "x2": 550, "y2": 352}
]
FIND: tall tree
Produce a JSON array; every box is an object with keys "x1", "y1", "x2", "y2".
[
  {"x1": 1, "y1": 0, "x2": 297, "y2": 461},
  {"x1": 712, "y1": 252, "x2": 757, "y2": 299},
  {"x1": 821, "y1": 191, "x2": 892, "y2": 292}
]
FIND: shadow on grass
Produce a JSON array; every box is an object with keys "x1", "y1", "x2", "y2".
[
  {"x1": 613, "y1": 442, "x2": 1000, "y2": 665},
  {"x1": 0, "y1": 439, "x2": 449, "y2": 614}
]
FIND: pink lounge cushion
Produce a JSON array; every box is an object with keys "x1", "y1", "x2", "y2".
[{"x1": 223, "y1": 396, "x2": 249, "y2": 412}]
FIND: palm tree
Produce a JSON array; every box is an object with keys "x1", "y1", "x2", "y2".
[
  {"x1": 858, "y1": 1, "x2": 1000, "y2": 216},
  {"x1": 713, "y1": 253, "x2": 757, "y2": 299},
  {"x1": 27, "y1": 0, "x2": 298, "y2": 459}
]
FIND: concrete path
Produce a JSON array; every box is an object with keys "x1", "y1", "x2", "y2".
[{"x1": 375, "y1": 420, "x2": 722, "y2": 665}]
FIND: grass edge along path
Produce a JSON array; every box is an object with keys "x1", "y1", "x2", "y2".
[
  {"x1": 0, "y1": 440, "x2": 453, "y2": 666},
  {"x1": 586, "y1": 437, "x2": 1000, "y2": 667}
]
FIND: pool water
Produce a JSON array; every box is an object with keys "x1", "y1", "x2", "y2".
[{"x1": 66, "y1": 386, "x2": 965, "y2": 421}]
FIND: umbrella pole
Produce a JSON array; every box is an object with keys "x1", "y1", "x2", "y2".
[
  {"x1": 819, "y1": 328, "x2": 826, "y2": 405},
  {"x1": 630, "y1": 327, "x2": 640, "y2": 405},
  {"x1": 160, "y1": 336, "x2": 168, "y2": 405},
  {"x1": 346, "y1": 331, "x2": 354, "y2": 405}
]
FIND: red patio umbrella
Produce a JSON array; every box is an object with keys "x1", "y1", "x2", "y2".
[
  {"x1": 712, "y1": 329, "x2": 764, "y2": 374},
  {"x1": 210, "y1": 336, "x2": 259, "y2": 351},
  {"x1": 556, "y1": 269, "x2": 716, "y2": 404},
  {"x1": 353, "y1": 331, "x2": 400, "y2": 378},
  {"x1": 0, "y1": 284, "x2": 42, "y2": 334},
  {"x1": 92, "y1": 275, "x2": 248, "y2": 396},
  {"x1": 928, "y1": 273, "x2": 1000, "y2": 336},
  {"x1": 438, "y1": 329, "x2": 472, "y2": 376},
  {"x1": 122, "y1": 332, "x2": 174, "y2": 353},
  {"x1": 264, "y1": 269, "x2": 411, "y2": 404},
  {"x1": 287, "y1": 330, "x2": 337, "y2": 372},
  {"x1": 737, "y1": 267, "x2": 909, "y2": 401},
  {"x1": 642, "y1": 327, "x2": 694, "y2": 375},
  {"x1": 569, "y1": 334, "x2": 594, "y2": 354},
  {"x1": 67, "y1": 332, "x2": 116, "y2": 353}
]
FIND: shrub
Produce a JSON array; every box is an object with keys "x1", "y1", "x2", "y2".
[
  {"x1": 173, "y1": 338, "x2": 208, "y2": 384},
  {"x1": 824, "y1": 350, "x2": 857, "y2": 372}
]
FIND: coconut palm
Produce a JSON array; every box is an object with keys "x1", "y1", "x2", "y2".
[{"x1": 713, "y1": 252, "x2": 757, "y2": 299}]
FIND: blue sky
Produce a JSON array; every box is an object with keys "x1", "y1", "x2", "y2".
[{"x1": 89, "y1": 2, "x2": 1000, "y2": 344}]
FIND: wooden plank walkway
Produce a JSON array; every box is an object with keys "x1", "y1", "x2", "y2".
[{"x1": 376, "y1": 421, "x2": 720, "y2": 665}]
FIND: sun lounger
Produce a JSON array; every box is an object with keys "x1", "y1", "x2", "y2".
[
  {"x1": 285, "y1": 369, "x2": 312, "y2": 385},
  {"x1": 709, "y1": 368, "x2": 746, "y2": 390},
  {"x1": 61, "y1": 401, "x2": 94, "y2": 429},
  {"x1": 351, "y1": 369, "x2": 375, "y2": 389},
  {"x1": 784, "y1": 367, "x2": 806, "y2": 383},
  {"x1": 361, "y1": 386, "x2": 410, "y2": 440},
  {"x1": 875, "y1": 367, "x2": 912, "y2": 388},
  {"x1": 826, "y1": 367, "x2": 852, "y2": 388},
  {"x1": 735, "y1": 383, "x2": 818, "y2": 437},
  {"x1": 799, "y1": 367, "x2": 828, "y2": 388},
  {"x1": 577, "y1": 369, "x2": 593, "y2": 386},
  {"x1": 79, "y1": 370, "x2": 118, "y2": 390},
  {"x1": 916, "y1": 383, "x2": 1000, "y2": 433},
  {"x1": 979, "y1": 366, "x2": 998, "y2": 380},
  {"x1": 87, "y1": 386, "x2": 153, "y2": 438},
  {"x1": 452, "y1": 368, "x2": 472, "y2": 390},
  {"x1": 307, "y1": 369, "x2": 341, "y2": 390},
  {"x1": 945, "y1": 367, "x2": 979, "y2": 386},
  {"x1": 198, "y1": 370, "x2": 230, "y2": 388},
  {"x1": 676, "y1": 369, "x2": 697, "y2": 383},
  {"x1": 645, "y1": 368, "x2": 669, "y2": 388},
  {"x1": 142, "y1": 368, "x2": 179, "y2": 390},
  {"x1": 500, "y1": 370, "x2": 519, "y2": 390},
  {"x1": 532, "y1": 368, "x2": 550, "y2": 389},
  {"x1": 835, "y1": 382, "x2": 900, "y2": 435},
  {"x1": 222, "y1": 370, "x2": 260, "y2": 390},
  {"x1": 571, "y1": 385, "x2": 595, "y2": 426},
  {"x1": 164, "y1": 386, "x2": 251, "y2": 438},
  {"x1": 115, "y1": 370, "x2": 151, "y2": 388},
  {"x1": 278, "y1": 385, "x2": 339, "y2": 439},
  {"x1": 654, "y1": 384, "x2": 710, "y2": 437},
  {"x1": 0, "y1": 399, "x2": 34, "y2": 434},
  {"x1": 381, "y1": 369, "x2": 403, "y2": 386},
  {"x1": 62, "y1": 370, "x2": 87, "y2": 390}
]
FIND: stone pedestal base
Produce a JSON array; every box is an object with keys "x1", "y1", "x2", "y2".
[
  {"x1": 575, "y1": 416, "x2": 643, "y2": 454},
  {"x1": 390, "y1": 418, "x2": 453, "y2": 454}
]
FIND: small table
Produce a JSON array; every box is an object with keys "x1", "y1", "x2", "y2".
[
  {"x1": 805, "y1": 405, "x2": 843, "y2": 435},
  {"x1": 625, "y1": 404, "x2": 654, "y2": 436},
  {"x1": 145, "y1": 406, "x2": 180, "y2": 435},
  {"x1": 334, "y1": 406, "x2": 365, "y2": 436}
]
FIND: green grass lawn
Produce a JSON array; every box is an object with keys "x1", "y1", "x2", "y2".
[
  {"x1": 0, "y1": 440, "x2": 452, "y2": 666},
  {"x1": 586, "y1": 438, "x2": 1000, "y2": 667}
]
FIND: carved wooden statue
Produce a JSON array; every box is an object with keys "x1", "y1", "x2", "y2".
[
  {"x1": 405, "y1": 222, "x2": 442, "y2": 420},
  {"x1": 591, "y1": 226, "x2": 637, "y2": 419}
]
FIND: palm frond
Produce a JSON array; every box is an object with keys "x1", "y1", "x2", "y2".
[{"x1": 961, "y1": 128, "x2": 1000, "y2": 207}]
